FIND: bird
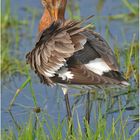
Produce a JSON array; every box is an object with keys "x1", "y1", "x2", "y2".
[{"x1": 26, "y1": 0, "x2": 129, "y2": 123}]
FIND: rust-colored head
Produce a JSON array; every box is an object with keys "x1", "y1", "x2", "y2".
[{"x1": 39, "y1": 0, "x2": 67, "y2": 32}]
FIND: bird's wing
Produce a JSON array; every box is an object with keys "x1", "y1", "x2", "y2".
[
  {"x1": 81, "y1": 30, "x2": 119, "y2": 71},
  {"x1": 26, "y1": 21, "x2": 87, "y2": 85},
  {"x1": 51, "y1": 65, "x2": 123, "y2": 85},
  {"x1": 64, "y1": 29, "x2": 126, "y2": 85},
  {"x1": 63, "y1": 28, "x2": 127, "y2": 85},
  {"x1": 26, "y1": 19, "x2": 128, "y2": 86}
]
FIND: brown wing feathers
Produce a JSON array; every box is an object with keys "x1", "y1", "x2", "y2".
[
  {"x1": 26, "y1": 19, "x2": 128, "y2": 85},
  {"x1": 69, "y1": 66, "x2": 123, "y2": 85},
  {"x1": 27, "y1": 21, "x2": 85, "y2": 85},
  {"x1": 26, "y1": 0, "x2": 128, "y2": 86}
]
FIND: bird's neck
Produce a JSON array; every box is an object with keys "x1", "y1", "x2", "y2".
[{"x1": 38, "y1": 9, "x2": 52, "y2": 32}]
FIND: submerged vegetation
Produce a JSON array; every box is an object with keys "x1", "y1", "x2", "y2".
[{"x1": 1, "y1": 0, "x2": 139, "y2": 140}]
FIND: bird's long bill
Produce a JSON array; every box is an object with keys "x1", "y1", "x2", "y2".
[{"x1": 39, "y1": 0, "x2": 67, "y2": 32}]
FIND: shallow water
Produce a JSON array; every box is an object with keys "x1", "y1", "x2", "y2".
[{"x1": 1, "y1": 0, "x2": 138, "y2": 139}]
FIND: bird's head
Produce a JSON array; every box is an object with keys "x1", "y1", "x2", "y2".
[{"x1": 39, "y1": 0, "x2": 67, "y2": 32}]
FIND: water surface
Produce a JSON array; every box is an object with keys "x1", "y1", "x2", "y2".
[{"x1": 2, "y1": 0, "x2": 138, "y2": 139}]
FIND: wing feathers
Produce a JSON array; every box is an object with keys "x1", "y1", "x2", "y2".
[
  {"x1": 26, "y1": 18, "x2": 127, "y2": 85},
  {"x1": 82, "y1": 30, "x2": 119, "y2": 71}
]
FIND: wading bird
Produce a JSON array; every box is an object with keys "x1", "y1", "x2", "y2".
[{"x1": 26, "y1": 0, "x2": 129, "y2": 123}]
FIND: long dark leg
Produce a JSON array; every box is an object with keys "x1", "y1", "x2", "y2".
[
  {"x1": 85, "y1": 91, "x2": 90, "y2": 124},
  {"x1": 85, "y1": 90, "x2": 93, "y2": 136},
  {"x1": 64, "y1": 91, "x2": 72, "y2": 121},
  {"x1": 62, "y1": 87, "x2": 72, "y2": 133}
]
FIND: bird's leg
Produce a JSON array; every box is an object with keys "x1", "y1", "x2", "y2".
[
  {"x1": 85, "y1": 91, "x2": 91, "y2": 124},
  {"x1": 62, "y1": 87, "x2": 72, "y2": 133},
  {"x1": 62, "y1": 87, "x2": 72, "y2": 121},
  {"x1": 84, "y1": 90, "x2": 92, "y2": 136}
]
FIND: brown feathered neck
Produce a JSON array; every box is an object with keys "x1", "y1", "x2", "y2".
[{"x1": 39, "y1": 0, "x2": 67, "y2": 32}]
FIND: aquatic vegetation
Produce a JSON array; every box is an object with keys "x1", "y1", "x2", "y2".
[
  {"x1": 1, "y1": 0, "x2": 139, "y2": 140},
  {"x1": 2, "y1": 108, "x2": 139, "y2": 140},
  {"x1": 108, "y1": 0, "x2": 138, "y2": 22},
  {"x1": 67, "y1": 0, "x2": 81, "y2": 20},
  {"x1": 1, "y1": 0, "x2": 29, "y2": 80}
]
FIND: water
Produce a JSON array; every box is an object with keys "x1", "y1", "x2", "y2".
[{"x1": 1, "y1": 0, "x2": 138, "y2": 139}]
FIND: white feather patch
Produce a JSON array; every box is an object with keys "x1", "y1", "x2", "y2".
[
  {"x1": 57, "y1": 67, "x2": 74, "y2": 80},
  {"x1": 85, "y1": 58, "x2": 111, "y2": 75},
  {"x1": 44, "y1": 63, "x2": 64, "y2": 77}
]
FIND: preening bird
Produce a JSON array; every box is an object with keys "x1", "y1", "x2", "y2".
[{"x1": 26, "y1": 0, "x2": 129, "y2": 122}]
